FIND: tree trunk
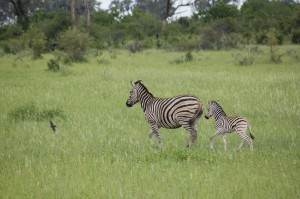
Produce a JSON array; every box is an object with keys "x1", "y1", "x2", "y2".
[
  {"x1": 84, "y1": 0, "x2": 90, "y2": 27},
  {"x1": 71, "y1": 0, "x2": 77, "y2": 26},
  {"x1": 9, "y1": 0, "x2": 29, "y2": 30}
]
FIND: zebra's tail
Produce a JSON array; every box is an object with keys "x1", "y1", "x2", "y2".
[{"x1": 248, "y1": 123, "x2": 255, "y2": 140}]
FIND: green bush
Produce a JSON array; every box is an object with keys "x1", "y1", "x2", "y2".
[
  {"x1": 198, "y1": 27, "x2": 219, "y2": 50},
  {"x1": 47, "y1": 59, "x2": 60, "y2": 72},
  {"x1": 185, "y1": 51, "x2": 193, "y2": 62},
  {"x1": 222, "y1": 33, "x2": 244, "y2": 49},
  {"x1": 232, "y1": 46, "x2": 264, "y2": 66},
  {"x1": 24, "y1": 26, "x2": 46, "y2": 59},
  {"x1": 291, "y1": 28, "x2": 300, "y2": 44},
  {"x1": 8, "y1": 103, "x2": 65, "y2": 121},
  {"x1": 124, "y1": 40, "x2": 144, "y2": 53},
  {"x1": 286, "y1": 48, "x2": 300, "y2": 62},
  {"x1": 266, "y1": 31, "x2": 283, "y2": 63},
  {"x1": 4, "y1": 38, "x2": 26, "y2": 54},
  {"x1": 57, "y1": 27, "x2": 89, "y2": 61}
]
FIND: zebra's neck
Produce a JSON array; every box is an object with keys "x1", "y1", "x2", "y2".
[
  {"x1": 213, "y1": 105, "x2": 226, "y2": 121},
  {"x1": 137, "y1": 84, "x2": 154, "y2": 111}
]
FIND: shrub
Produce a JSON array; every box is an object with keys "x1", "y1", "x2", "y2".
[
  {"x1": 57, "y1": 27, "x2": 89, "y2": 61},
  {"x1": 53, "y1": 50, "x2": 71, "y2": 65},
  {"x1": 266, "y1": 31, "x2": 283, "y2": 63},
  {"x1": 125, "y1": 40, "x2": 144, "y2": 53},
  {"x1": 185, "y1": 52, "x2": 193, "y2": 62},
  {"x1": 232, "y1": 46, "x2": 264, "y2": 66},
  {"x1": 232, "y1": 51, "x2": 254, "y2": 66},
  {"x1": 222, "y1": 33, "x2": 244, "y2": 49},
  {"x1": 5, "y1": 38, "x2": 26, "y2": 54},
  {"x1": 198, "y1": 27, "x2": 219, "y2": 50},
  {"x1": 291, "y1": 28, "x2": 300, "y2": 44},
  {"x1": 24, "y1": 26, "x2": 46, "y2": 59},
  {"x1": 47, "y1": 59, "x2": 60, "y2": 72},
  {"x1": 9, "y1": 103, "x2": 65, "y2": 121},
  {"x1": 170, "y1": 52, "x2": 194, "y2": 64},
  {"x1": 286, "y1": 48, "x2": 300, "y2": 62}
]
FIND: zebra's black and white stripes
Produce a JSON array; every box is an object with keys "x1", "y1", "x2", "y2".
[
  {"x1": 205, "y1": 101, "x2": 254, "y2": 151},
  {"x1": 126, "y1": 80, "x2": 204, "y2": 147}
]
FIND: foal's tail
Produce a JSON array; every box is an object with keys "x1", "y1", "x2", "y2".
[{"x1": 248, "y1": 123, "x2": 255, "y2": 140}]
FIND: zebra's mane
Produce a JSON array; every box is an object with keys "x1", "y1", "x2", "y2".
[
  {"x1": 211, "y1": 100, "x2": 227, "y2": 116},
  {"x1": 134, "y1": 80, "x2": 154, "y2": 97}
]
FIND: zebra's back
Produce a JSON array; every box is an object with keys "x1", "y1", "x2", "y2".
[
  {"x1": 146, "y1": 95, "x2": 203, "y2": 129},
  {"x1": 221, "y1": 116, "x2": 248, "y2": 132}
]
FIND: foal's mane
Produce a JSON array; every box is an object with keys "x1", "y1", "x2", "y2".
[{"x1": 211, "y1": 100, "x2": 227, "y2": 116}]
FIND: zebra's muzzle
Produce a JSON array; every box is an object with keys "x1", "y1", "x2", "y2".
[
  {"x1": 126, "y1": 101, "x2": 133, "y2": 107},
  {"x1": 205, "y1": 115, "x2": 209, "y2": 119}
]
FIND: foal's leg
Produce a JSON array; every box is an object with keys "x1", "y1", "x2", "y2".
[
  {"x1": 210, "y1": 129, "x2": 223, "y2": 151},
  {"x1": 222, "y1": 134, "x2": 227, "y2": 151},
  {"x1": 237, "y1": 131, "x2": 253, "y2": 151}
]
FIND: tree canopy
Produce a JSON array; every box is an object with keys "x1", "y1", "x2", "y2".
[{"x1": 0, "y1": 0, "x2": 299, "y2": 58}]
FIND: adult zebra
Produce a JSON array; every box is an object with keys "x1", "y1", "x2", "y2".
[
  {"x1": 126, "y1": 80, "x2": 204, "y2": 147},
  {"x1": 205, "y1": 100, "x2": 255, "y2": 151}
]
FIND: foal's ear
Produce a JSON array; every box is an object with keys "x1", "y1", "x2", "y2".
[{"x1": 130, "y1": 81, "x2": 135, "y2": 87}]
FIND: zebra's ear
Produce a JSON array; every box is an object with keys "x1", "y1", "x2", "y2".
[{"x1": 130, "y1": 81, "x2": 135, "y2": 87}]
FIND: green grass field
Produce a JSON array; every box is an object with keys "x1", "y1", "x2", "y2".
[{"x1": 0, "y1": 47, "x2": 299, "y2": 198}]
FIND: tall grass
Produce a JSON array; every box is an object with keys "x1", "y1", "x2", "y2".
[{"x1": 0, "y1": 47, "x2": 299, "y2": 198}]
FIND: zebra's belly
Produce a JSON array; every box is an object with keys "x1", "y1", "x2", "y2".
[{"x1": 156, "y1": 117, "x2": 181, "y2": 129}]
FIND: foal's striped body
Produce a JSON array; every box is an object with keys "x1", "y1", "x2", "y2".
[{"x1": 205, "y1": 101, "x2": 254, "y2": 151}]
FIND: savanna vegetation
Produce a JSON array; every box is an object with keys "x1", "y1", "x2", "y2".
[
  {"x1": 0, "y1": 47, "x2": 299, "y2": 198},
  {"x1": 0, "y1": 0, "x2": 299, "y2": 61},
  {"x1": 0, "y1": 0, "x2": 299, "y2": 198}
]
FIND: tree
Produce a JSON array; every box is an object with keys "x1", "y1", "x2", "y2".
[
  {"x1": 71, "y1": 0, "x2": 77, "y2": 25},
  {"x1": 9, "y1": 0, "x2": 30, "y2": 30},
  {"x1": 84, "y1": 0, "x2": 90, "y2": 27},
  {"x1": 58, "y1": 27, "x2": 89, "y2": 61},
  {"x1": 206, "y1": 1, "x2": 238, "y2": 21},
  {"x1": 109, "y1": 0, "x2": 133, "y2": 16}
]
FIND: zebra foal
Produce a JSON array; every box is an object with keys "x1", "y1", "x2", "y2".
[
  {"x1": 205, "y1": 101, "x2": 255, "y2": 151},
  {"x1": 126, "y1": 80, "x2": 204, "y2": 147}
]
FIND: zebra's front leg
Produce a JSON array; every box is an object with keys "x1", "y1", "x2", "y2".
[
  {"x1": 150, "y1": 125, "x2": 163, "y2": 147},
  {"x1": 222, "y1": 134, "x2": 227, "y2": 151},
  {"x1": 210, "y1": 129, "x2": 222, "y2": 151}
]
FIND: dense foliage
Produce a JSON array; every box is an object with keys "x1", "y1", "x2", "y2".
[{"x1": 0, "y1": 0, "x2": 299, "y2": 60}]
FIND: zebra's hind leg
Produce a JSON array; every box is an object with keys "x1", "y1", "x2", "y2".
[
  {"x1": 154, "y1": 131, "x2": 163, "y2": 148},
  {"x1": 186, "y1": 129, "x2": 197, "y2": 147},
  {"x1": 237, "y1": 132, "x2": 253, "y2": 151},
  {"x1": 148, "y1": 130, "x2": 154, "y2": 145}
]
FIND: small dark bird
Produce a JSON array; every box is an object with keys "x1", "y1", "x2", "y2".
[{"x1": 50, "y1": 120, "x2": 56, "y2": 133}]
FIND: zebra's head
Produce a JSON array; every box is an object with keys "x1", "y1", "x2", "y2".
[
  {"x1": 126, "y1": 80, "x2": 140, "y2": 107},
  {"x1": 205, "y1": 101, "x2": 214, "y2": 119},
  {"x1": 205, "y1": 100, "x2": 225, "y2": 120}
]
